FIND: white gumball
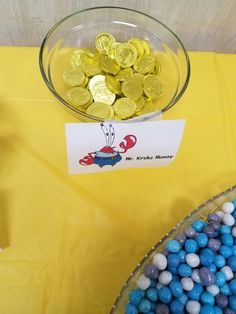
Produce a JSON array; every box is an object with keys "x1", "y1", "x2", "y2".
[
  {"x1": 216, "y1": 211, "x2": 224, "y2": 221},
  {"x1": 186, "y1": 253, "x2": 200, "y2": 268},
  {"x1": 159, "y1": 271, "x2": 172, "y2": 285},
  {"x1": 206, "y1": 284, "x2": 220, "y2": 296},
  {"x1": 136, "y1": 274, "x2": 151, "y2": 290},
  {"x1": 232, "y1": 227, "x2": 236, "y2": 237},
  {"x1": 153, "y1": 253, "x2": 167, "y2": 270},
  {"x1": 222, "y1": 202, "x2": 234, "y2": 214},
  {"x1": 186, "y1": 300, "x2": 201, "y2": 314},
  {"x1": 222, "y1": 214, "x2": 235, "y2": 227},
  {"x1": 221, "y1": 266, "x2": 234, "y2": 281},
  {"x1": 191, "y1": 269, "x2": 201, "y2": 283},
  {"x1": 181, "y1": 277, "x2": 194, "y2": 291}
]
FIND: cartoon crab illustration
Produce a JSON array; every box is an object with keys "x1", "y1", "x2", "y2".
[{"x1": 79, "y1": 123, "x2": 137, "y2": 168}]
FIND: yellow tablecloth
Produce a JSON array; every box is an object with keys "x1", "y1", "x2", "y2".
[{"x1": 0, "y1": 47, "x2": 236, "y2": 314}]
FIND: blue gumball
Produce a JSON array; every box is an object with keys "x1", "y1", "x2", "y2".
[
  {"x1": 129, "y1": 289, "x2": 144, "y2": 306},
  {"x1": 200, "y1": 304, "x2": 215, "y2": 314},
  {"x1": 138, "y1": 299, "x2": 152, "y2": 313},
  {"x1": 170, "y1": 299, "x2": 184, "y2": 314},
  {"x1": 125, "y1": 303, "x2": 138, "y2": 314},
  {"x1": 229, "y1": 296, "x2": 236, "y2": 311}
]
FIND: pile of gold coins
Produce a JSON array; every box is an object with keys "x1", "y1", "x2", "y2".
[{"x1": 63, "y1": 32, "x2": 162, "y2": 120}]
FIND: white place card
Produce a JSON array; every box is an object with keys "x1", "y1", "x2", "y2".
[{"x1": 65, "y1": 120, "x2": 185, "y2": 174}]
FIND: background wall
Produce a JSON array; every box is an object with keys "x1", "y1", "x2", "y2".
[{"x1": 1, "y1": 0, "x2": 236, "y2": 52}]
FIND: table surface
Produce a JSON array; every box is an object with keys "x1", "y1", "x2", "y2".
[{"x1": 0, "y1": 47, "x2": 236, "y2": 314}]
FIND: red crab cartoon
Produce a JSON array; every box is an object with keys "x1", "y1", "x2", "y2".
[{"x1": 79, "y1": 123, "x2": 137, "y2": 167}]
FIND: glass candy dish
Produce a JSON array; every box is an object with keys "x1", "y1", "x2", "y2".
[
  {"x1": 39, "y1": 7, "x2": 190, "y2": 122},
  {"x1": 110, "y1": 185, "x2": 236, "y2": 313}
]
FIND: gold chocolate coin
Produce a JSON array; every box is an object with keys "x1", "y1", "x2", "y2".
[
  {"x1": 115, "y1": 43, "x2": 138, "y2": 68},
  {"x1": 81, "y1": 93, "x2": 93, "y2": 108},
  {"x1": 133, "y1": 72, "x2": 145, "y2": 82},
  {"x1": 136, "y1": 99, "x2": 154, "y2": 116},
  {"x1": 143, "y1": 74, "x2": 163, "y2": 98},
  {"x1": 82, "y1": 62, "x2": 101, "y2": 77},
  {"x1": 116, "y1": 68, "x2": 133, "y2": 82},
  {"x1": 95, "y1": 33, "x2": 116, "y2": 54},
  {"x1": 100, "y1": 55, "x2": 120, "y2": 75},
  {"x1": 83, "y1": 48, "x2": 97, "y2": 58},
  {"x1": 121, "y1": 76, "x2": 143, "y2": 100},
  {"x1": 107, "y1": 42, "x2": 121, "y2": 59},
  {"x1": 109, "y1": 106, "x2": 115, "y2": 119},
  {"x1": 86, "y1": 102, "x2": 111, "y2": 119},
  {"x1": 63, "y1": 69, "x2": 85, "y2": 87},
  {"x1": 128, "y1": 38, "x2": 145, "y2": 57},
  {"x1": 88, "y1": 75, "x2": 105, "y2": 91},
  {"x1": 141, "y1": 40, "x2": 151, "y2": 55},
  {"x1": 69, "y1": 49, "x2": 86, "y2": 68},
  {"x1": 91, "y1": 80, "x2": 116, "y2": 105},
  {"x1": 114, "y1": 98, "x2": 136, "y2": 119},
  {"x1": 135, "y1": 96, "x2": 145, "y2": 112},
  {"x1": 105, "y1": 75, "x2": 121, "y2": 94},
  {"x1": 134, "y1": 55, "x2": 155, "y2": 74},
  {"x1": 81, "y1": 75, "x2": 89, "y2": 88},
  {"x1": 67, "y1": 87, "x2": 92, "y2": 107}
]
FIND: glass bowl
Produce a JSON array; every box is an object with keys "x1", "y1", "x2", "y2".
[
  {"x1": 39, "y1": 7, "x2": 190, "y2": 122},
  {"x1": 110, "y1": 184, "x2": 236, "y2": 313}
]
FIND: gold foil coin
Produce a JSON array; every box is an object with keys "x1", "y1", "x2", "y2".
[
  {"x1": 128, "y1": 38, "x2": 145, "y2": 57},
  {"x1": 136, "y1": 99, "x2": 154, "y2": 116},
  {"x1": 95, "y1": 33, "x2": 116, "y2": 54},
  {"x1": 116, "y1": 68, "x2": 133, "y2": 82},
  {"x1": 135, "y1": 96, "x2": 145, "y2": 112},
  {"x1": 67, "y1": 87, "x2": 92, "y2": 107},
  {"x1": 141, "y1": 40, "x2": 151, "y2": 55},
  {"x1": 143, "y1": 74, "x2": 163, "y2": 98},
  {"x1": 91, "y1": 80, "x2": 116, "y2": 105},
  {"x1": 121, "y1": 76, "x2": 143, "y2": 100},
  {"x1": 63, "y1": 69, "x2": 85, "y2": 87},
  {"x1": 82, "y1": 62, "x2": 101, "y2": 77},
  {"x1": 86, "y1": 102, "x2": 111, "y2": 119},
  {"x1": 69, "y1": 49, "x2": 86, "y2": 68},
  {"x1": 134, "y1": 55, "x2": 155, "y2": 74},
  {"x1": 115, "y1": 43, "x2": 138, "y2": 68},
  {"x1": 100, "y1": 55, "x2": 120, "y2": 75},
  {"x1": 114, "y1": 98, "x2": 136, "y2": 119},
  {"x1": 88, "y1": 75, "x2": 105, "y2": 91},
  {"x1": 107, "y1": 42, "x2": 121, "y2": 59},
  {"x1": 105, "y1": 75, "x2": 121, "y2": 94}
]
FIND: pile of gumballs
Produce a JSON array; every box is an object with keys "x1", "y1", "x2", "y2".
[{"x1": 125, "y1": 200, "x2": 236, "y2": 314}]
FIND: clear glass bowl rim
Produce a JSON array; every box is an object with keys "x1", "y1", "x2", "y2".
[
  {"x1": 39, "y1": 6, "x2": 191, "y2": 122},
  {"x1": 110, "y1": 184, "x2": 236, "y2": 313}
]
